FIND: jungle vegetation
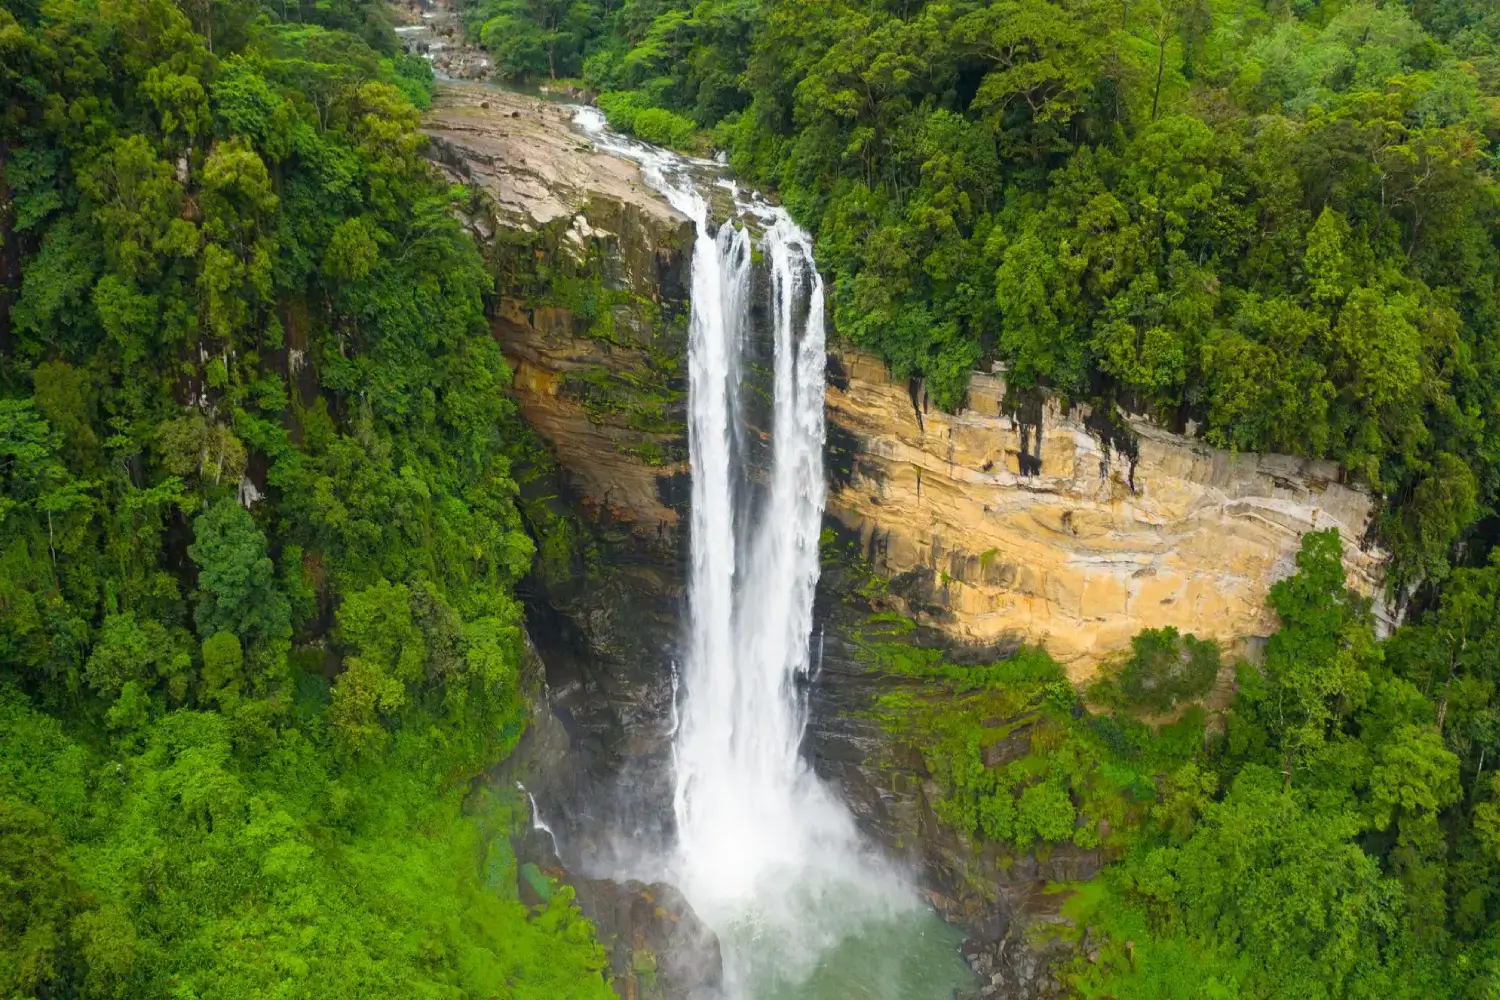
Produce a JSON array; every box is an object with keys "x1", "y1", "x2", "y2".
[
  {"x1": 853, "y1": 528, "x2": 1500, "y2": 997},
  {"x1": 0, "y1": 0, "x2": 614, "y2": 996},
  {"x1": 3, "y1": 0, "x2": 1500, "y2": 995},
  {"x1": 455, "y1": 0, "x2": 1500, "y2": 978},
  {"x1": 463, "y1": 0, "x2": 1500, "y2": 591}
]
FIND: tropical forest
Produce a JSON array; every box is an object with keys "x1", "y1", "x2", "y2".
[{"x1": 3, "y1": 0, "x2": 1500, "y2": 994}]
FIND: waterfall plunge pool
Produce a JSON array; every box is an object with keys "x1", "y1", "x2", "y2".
[{"x1": 718, "y1": 896, "x2": 975, "y2": 1000}]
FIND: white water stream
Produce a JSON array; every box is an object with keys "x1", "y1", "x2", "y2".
[
  {"x1": 574, "y1": 109, "x2": 970, "y2": 998},
  {"x1": 515, "y1": 781, "x2": 561, "y2": 859}
]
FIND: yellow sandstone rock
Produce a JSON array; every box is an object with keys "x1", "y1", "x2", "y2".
[{"x1": 826, "y1": 350, "x2": 1390, "y2": 680}]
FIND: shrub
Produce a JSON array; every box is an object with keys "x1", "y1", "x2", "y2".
[
  {"x1": 1093, "y1": 627, "x2": 1221, "y2": 713},
  {"x1": 631, "y1": 107, "x2": 697, "y2": 148},
  {"x1": 596, "y1": 90, "x2": 645, "y2": 132},
  {"x1": 596, "y1": 91, "x2": 699, "y2": 151}
]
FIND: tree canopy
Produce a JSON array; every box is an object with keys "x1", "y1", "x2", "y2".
[
  {"x1": 0, "y1": 0, "x2": 612, "y2": 995},
  {"x1": 461, "y1": 0, "x2": 1500, "y2": 584}
]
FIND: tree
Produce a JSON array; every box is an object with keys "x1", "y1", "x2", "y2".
[
  {"x1": 0, "y1": 800, "x2": 83, "y2": 997},
  {"x1": 328, "y1": 579, "x2": 425, "y2": 756},
  {"x1": 1395, "y1": 452, "x2": 1480, "y2": 592},
  {"x1": 1386, "y1": 552, "x2": 1500, "y2": 738},
  {"x1": 1091, "y1": 626, "x2": 1220, "y2": 712},
  {"x1": 1015, "y1": 780, "x2": 1077, "y2": 844},
  {"x1": 187, "y1": 497, "x2": 292, "y2": 647},
  {"x1": 953, "y1": 0, "x2": 1102, "y2": 145},
  {"x1": 198, "y1": 136, "x2": 277, "y2": 342},
  {"x1": 1370, "y1": 722, "x2": 1461, "y2": 943},
  {"x1": 200, "y1": 630, "x2": 245, "y2": 708},
  {"x1": 1248, "y1": 530, "x2": 1376, "y2": 788},
  {"x1": 1123, "y1": 766, "x2": 1402, "y2": 994},
  {"x1": 481, "y1": 0, "x2": 598, "y2": 80},
  {"x1": 1369, "y1": 724, "x2": 1460, "y2": 831},
  {"x1": 84, "y1": 613, "x2": 192, "y2": 701}
]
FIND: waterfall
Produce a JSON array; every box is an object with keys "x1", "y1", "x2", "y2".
[
  {"x1": 574, "y1": 109, "x2": 913, "y2": 994},
  {"x1": 516, "y1": 781, "x2": 562, "y2": 860}
]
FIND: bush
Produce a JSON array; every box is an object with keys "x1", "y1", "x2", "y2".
[
  {"x1": 631, "y1": 107, "x2": 698, "y2": 148},
  {"x1": 596, "y1": 91, "x2": 698, "y2": 151},
  {"x1": 1092, "y1": 627, "x2": 1221, "y2": 713},
  {"x1": 596, "y1": 90, "x2": 645, "y2": 132},
  {"x1": 1016, "y1": 781, "x2": 1077, "y2": 844}
]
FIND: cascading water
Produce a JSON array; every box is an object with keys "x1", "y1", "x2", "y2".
[
  {"x1": 574, "y1": 108, "x2": 971, "y2": 998},
  {"x1": 515, "y1": 781, "x2": 562, "y2": 860}
]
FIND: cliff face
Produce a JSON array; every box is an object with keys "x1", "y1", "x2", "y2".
[
  {"x1": 425, "y1": 86, "x2": 709, "y2": 995},
  {"x1": 422, "y1": 88, "x2": 1391, "y2": 682},
  {"x1": 426, "y1": 84, "x2": 694, "y2": 555},
  {"x1": 826, "y1": 350, "x2": 1389, "y2": 677},
  {"x1": 805, "y1": 588, "x2": 1088, "y2": 1000},
  {"x1": 426, "y1": 84, "x2": 1393, "y2": 997}
]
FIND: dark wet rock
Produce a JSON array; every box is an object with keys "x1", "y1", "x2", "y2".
[
  {"x1": 573, "y1": 878, "x2": 725, "y2": 1000},
  {"x1": 502, "y1": 604, "x2": 682, "y2": 871},
  {"x1": 508, "y1": 757, "x2": 722, "y2": 1000},
  {"x1": 501, "y1": 636, "x2": 721, "y2": 1000}
]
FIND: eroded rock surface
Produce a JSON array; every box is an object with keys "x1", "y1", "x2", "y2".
[
  {"x1": 826, "y1": 350, "x2": 1390, "y2": 676},
  {"x1": 426, "y1": 85, "x2": 685, "y2": 231},
  {"x1": 428, "y1": 84, "x2": 694, "y2": 553}
]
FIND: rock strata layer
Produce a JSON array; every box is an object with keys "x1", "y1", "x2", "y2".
[
  {"x1": 826, "y1": 350, "x2": 1390, "y2": 676},
  {"x1": 425, "y1": 86, "x2": 685, "y2": 232}
]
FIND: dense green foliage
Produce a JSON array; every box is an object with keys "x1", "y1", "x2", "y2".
[
  {"x1": 7, "y1": 0, "x2": 1500, "y2": 993},
  {"x1": 0, "y1": 0, "x2": 615, "y2": 995},
  {"x1": 461, "y1": 0, "x2": 1500, "y2": 582},
  {"x1": 595, "y1": 90, "x2": 700, "y2": 150},
  {"x1": 1088, "y1": 625, "x2": 1222, "y2": 713},
  {"x1": 862, "y1": 530, "x2": 1500, "y2": 996}
]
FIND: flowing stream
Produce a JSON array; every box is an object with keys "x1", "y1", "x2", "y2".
[{"x1": 574, "y1": 110, "x2": 975, "y2": 999}]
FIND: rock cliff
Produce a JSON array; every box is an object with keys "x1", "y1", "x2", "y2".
[
  {"x1": 825, "y1": 350, "x2": 1390, "y2": 677},
  {"x1": 423, "y1": 86, "x2": 1394, "y2": 683},
  {"x1": 425, "y1": 84, "x2": 709, "y2": 996},
  {"x1": 426, "y1": 84, "x2": 694, "y2": 556},
  {"x1": 425, "y1": 82, "x2": 1395, "y2": 999},
  {"x1": 806, "y1": 560, "x2": 1086, "y2": 1000}
]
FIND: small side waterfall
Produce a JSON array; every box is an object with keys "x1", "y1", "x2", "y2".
[
  {"x1": 575, "y1": 110, "x2": 918, "y2": 995},
  {"x1": 516, "y1": 781, "x2": 561, "y2": 860}
]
